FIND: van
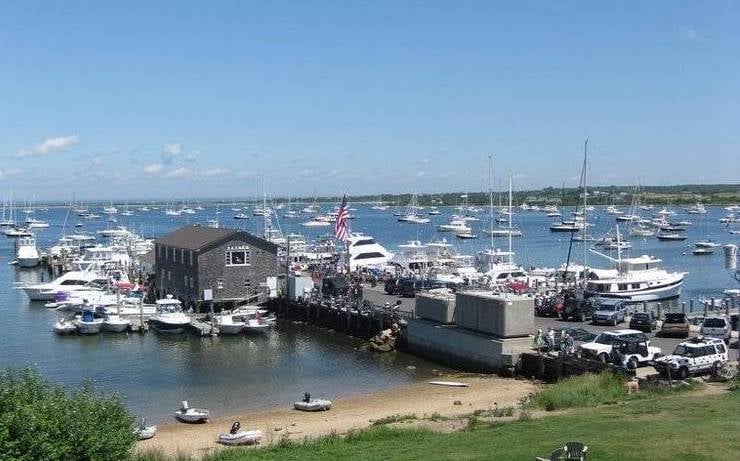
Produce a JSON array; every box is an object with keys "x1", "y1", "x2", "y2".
[{"x1": 700, "y1": 316, "x2": 731, "y2": 342}]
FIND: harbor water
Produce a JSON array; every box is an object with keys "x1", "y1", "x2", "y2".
[{"x1": 0, "y1": 203, "x2": 737, "y2": 422}]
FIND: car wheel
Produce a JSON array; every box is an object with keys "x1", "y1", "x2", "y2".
[
  {"x1": 578, "y1": 313, "x2": 585, "y2": 322},
  {"x1": 711, "y1": 361, "x2": 721, "y2": 376},
  {"x1": 677, "y1": 367, "x2": 689, "y2": 380},
  {"x1": 612, "y1": 318, "x2": 618, "y2": 326},
  {"x1": 598, "y1": 353, "x2": 609, "y2": 364},
  {"x1": 628, "y1": 357, "x2": 639, "y2": 369}
]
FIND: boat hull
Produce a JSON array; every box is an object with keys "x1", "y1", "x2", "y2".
[
  {"x1": 149, "y1": 320, "x2": 189, "y2": 334},
  {"x1": 587, "y1": 280, "x2": 683, "y2": 306}
]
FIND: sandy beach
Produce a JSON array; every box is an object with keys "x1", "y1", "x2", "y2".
[{"x1": 137, "y1": 375, "x2": 537, "y2": 458}]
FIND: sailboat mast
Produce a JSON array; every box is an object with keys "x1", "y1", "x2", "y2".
[
  {"x1": 262, "y1": 175, "x2": 267, "y2": 239},
  {"x1": 508, "y1": 171, "x2": 513, "y2": 264},
  {"x1": 582, "y1": 139, "x2": 588, "y2": 281},
  {"x1": 488, "y1": 155, "x2": 494, "y2": 274}
]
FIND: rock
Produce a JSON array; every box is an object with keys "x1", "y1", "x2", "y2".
[
  {"x1": 453, "y1": 400, "x2": 462, "y2": 406},
  {"x1": 406, "y1": 365, "x2": 416, "y2": 371},
  {"x1": 290, "y1": 423, "x2": 296, "y2": 427},
  {"x1": 275, "y1": 427, "x2": 283, "y2": 431}
]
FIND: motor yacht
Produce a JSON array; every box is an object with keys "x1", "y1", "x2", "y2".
[
  {"x1": 16, "y1": 235, "x2": 40, "y2": 268},
  {"x1": 584, "y1": 253, "x2": 687, "y2": 305},
  {"x1": 20, "y1": 270, "x2": 108, "y2": 301},
  {"x1": 346, "y1": 233, "x2": 393, "y2": 271}
]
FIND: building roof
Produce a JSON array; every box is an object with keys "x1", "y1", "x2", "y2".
[{"x1": 154, "y1": 225, "x2": 278, "y2": 254}]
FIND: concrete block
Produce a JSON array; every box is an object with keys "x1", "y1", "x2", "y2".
[
  {"x1": 288, "y1": 276, "x2": 314, "y2": 301},
  {"x1": 415, "y1": 291, "x2": 456, "y2": 324},
  {"x1": 455, "y1": 291, "x2": 534, "y2": 338}
]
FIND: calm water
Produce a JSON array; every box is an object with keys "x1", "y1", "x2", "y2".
[{"x1": 1, "y1": 203, "x2": 737, "y2": 421}]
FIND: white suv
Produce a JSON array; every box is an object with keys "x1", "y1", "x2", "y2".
[
  {"x1": 700, "y1": 316, "x2": 732, "y2": 343},
  {"x1": 653, "y1": 337, "x2": 729, "y2": 379},
  {"x1": 578, "y1": 329, "x2": 661, "y2": 365}
]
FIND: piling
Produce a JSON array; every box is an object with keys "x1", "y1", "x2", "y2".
[{"x1": 681, "y1": 302, "x2": 686, "y2": 314}]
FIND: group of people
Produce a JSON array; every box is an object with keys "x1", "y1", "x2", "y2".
[{"x1": 533, "y1": 327, "x2": 575, "y2": 355}]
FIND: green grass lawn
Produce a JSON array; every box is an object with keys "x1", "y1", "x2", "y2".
[{"x1": 138, "y1": 386, "x2": 739, "y2": 461}]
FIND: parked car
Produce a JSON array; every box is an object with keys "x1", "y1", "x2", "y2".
[
  {"x1": 700, "y1": 316, "x2": 732, "y2": 343},
  {"x1": 559, "y1": 290, "x2": 597, "y2": 322},
  {"x1": 629, "y1": 312, "x2": 657, "y2": 332},
  {"x1": 658, "y1": 313, "x2": 690, "y2": 338},
  {"x1": 552, "y1": 327, "x2": 597, "y2": 350},
  {"x1": 322, "y1": 276, "x2": 350, "y2": 298},
  {"x1": 591, "y1": 303, "x2": 628, "y2": 326},
  {"x1": 384, "y1": 278, "x2": 401, "y2": 295},
  {"x1": 397, "y1": 278, "x2": 444, "y2": 297},
  {"x1": 579, "y1": 329, "x2": 660, "y2": 365},
  {"x1": 653, "y1": 337, "x2": 729, "y2": 379}
]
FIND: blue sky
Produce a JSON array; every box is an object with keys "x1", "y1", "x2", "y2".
[{"x1": 0, "y1": 1, "x2": 737, "y2": 200}]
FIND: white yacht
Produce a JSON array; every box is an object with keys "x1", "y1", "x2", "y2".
[
  {"x1": 584, "y1": 253, "x2": 687, "y2": 305},
  {"x1": 16, "y1": 235, "x2": 40, "y2": 268},
  {"x1": 686, "y1": 203, "x2": 707, "y2": 214},
  {"x1": 438, "y1": 218, "x2": 470, "y2": 233},
  {"x1": 346, "y1": 233, "x2": 393, "y2": 271},
  {"x1": 300, "y1": 219, "x2": 330, "y2": 227},
  {"x1": 20, "y1": 270, "x2": 107, "y2": 301},
  {"x1": 149, "y1": 296, "x2": 190, "y2": 334}
]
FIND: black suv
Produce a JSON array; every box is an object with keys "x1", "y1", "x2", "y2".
[
  {"x1": 629, "y1": 312, "x2": 657, "y2": 332},
  {"x1": 398, "y1": 278, "x2": 443, "y2": 297}
]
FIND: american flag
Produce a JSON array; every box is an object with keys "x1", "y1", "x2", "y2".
[{"x1": 334, "y1": 194, "x2": 350, "y2": 241}]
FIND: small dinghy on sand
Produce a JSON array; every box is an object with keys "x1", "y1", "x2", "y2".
[
  {"x1": 217, "y1": 421, "x2": 262, "y2": 446},
  {"x1": 174, "y1": 401, "x2": 209, "y2": 423},
  {"x1": 294, "y1": 393, "x2": 332, "y2": 411},
  {"x1": 134, "y1": 418, "x2": 157, "y2": 440}
]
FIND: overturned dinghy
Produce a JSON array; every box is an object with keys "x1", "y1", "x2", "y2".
[
  {"x1": 174, "y1": 401, "x2": 209, "y2": 423},
  {"x1": 217, "y1": 421, "x2": 262, "y2": 446},
  {"x1": 134, "y1": 419, "x2": 157, "y2": 440},
  {"x1": 294, "y1": 393, "x2": 332, "y2": 412}
]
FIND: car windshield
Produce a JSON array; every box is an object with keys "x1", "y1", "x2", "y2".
[
  {"x1": 703, "y1": 318, "x2": 727, "y2": 328},
  {"x1": 593, "y1": 333, "x2": 615, "y2": 345},
  {"x1": 598, "y1": 305, "x2": 617, "y2": 312},
  {"x1": 633, "y1": 313, "x2": 649, "y2": 320}
]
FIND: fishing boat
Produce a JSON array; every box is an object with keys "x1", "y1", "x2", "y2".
[
  {"x1": 102, "y1": 314, "x2": 130, "y2": 333},
  {"x1": 16, "y1": 235, "x2": 40, "y2": 268},
  {"x1": 149, "y1": 296, "x2": 190, "y2": 334},
  {"x1": 214, "y1": 313, "x2": 245, "y2": 335},
  {"x1": 20, "y1": 270, "x2": 106, "y2": 301},
  {"x1": 692, "y1": 247, "x2": 715, "y2": 256},
  {"x1": 74, "y1": 308, "x2": 104, "y2": 335},
  {"x1": 174, "y1": 401, "x2": 209, "y2": 423}
]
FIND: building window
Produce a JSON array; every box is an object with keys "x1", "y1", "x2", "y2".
[
  {"x1": 184, "y1": 275, "x2": 188, "y2": 287},
  {"x1": 167, "y1": 271, "x2": 171, "y2": 281},
  {"x1": 244, "y1": 278, "x2": 252, "y2": 292},
  {"x1": 190, "y1": 251, "x2": 194, "y2": 266},
  {"x1": 189, "y1": 277, "x2": 194, "y2": 289},
  {"x1": 226, "y1": 249, "x2": 250, "y2": 266},
  {"x1": 181, "y1": 249, "x2": 185, "y2": 264}
]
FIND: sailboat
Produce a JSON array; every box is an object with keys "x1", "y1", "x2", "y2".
[
  {"x1": 693, "y1": 209, "x2": 719, "y2": 255},
  {"x1": 398, "y1": 194, "x2": 430, "y2": 224},
  {"x1": 482, "y1": 174, "x2": 522, "y2": 237}
]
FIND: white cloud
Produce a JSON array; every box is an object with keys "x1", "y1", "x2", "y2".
[
  {"x1": 235, "y1": 171, "x2": 256, "y2": 179},
  {"x1": 0, "y1": 168, "x2": 21, "y2": 179},
  {"x1": 144, "y1": 163, "x2": 164, "y2": 175},
  {"x1": 416, "y1": 170, "x2": 426, "y2": 178},
  {"x1": 420, "y1": 157, "x2": 430, "y2": 164},
  {"x1": 166, "y1": 167, "x2": 188, "y2": 178},
  {"x1": 18, "y1": 135, "x2": 79, "y2": 157},
  {"x1": 204, "y1": 167, "x2": 228, "y2": 176},
  {"x1": 91, "y1": 156, "x2": 104, "y2": 166},
  {"x1": 185, "y1": 150, "x2": 200, "y2": 161},
  {"x1": 162, "y1": 143, "x2": 181, "y2": 162}
]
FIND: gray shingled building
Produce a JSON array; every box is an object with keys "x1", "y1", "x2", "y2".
[{"x1": 153, "y1": 225, "x2": 278, "y2": 308}]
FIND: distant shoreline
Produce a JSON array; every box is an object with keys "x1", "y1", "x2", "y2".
[{"x1": 17, "y1": 183, "x2": 739, "y2": 207}]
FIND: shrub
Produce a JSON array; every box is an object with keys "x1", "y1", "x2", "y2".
[{"x1": 0, "y1": 367, "x2": 136, "y2": 461}]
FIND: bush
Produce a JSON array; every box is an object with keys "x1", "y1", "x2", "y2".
[{"x1": 0, "y1": 368, "x2": 136, "y2": 461}]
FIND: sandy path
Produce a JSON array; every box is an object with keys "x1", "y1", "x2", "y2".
[{"x1": 137, "y1": 375, "x2": 536, "y2": 458}]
